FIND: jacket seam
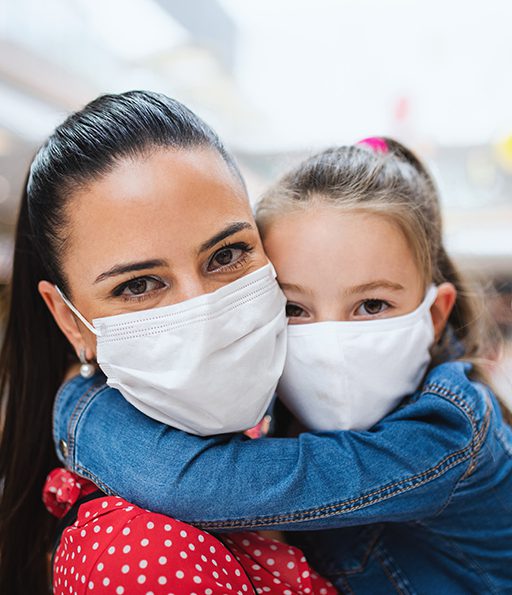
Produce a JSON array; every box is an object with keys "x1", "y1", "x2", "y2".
[
  {"x1": 424, "y1": 384, "x2": 491, "y2": 479},
  {"x1": 336, "y1": 576, "x2": 355, "y2": 594},
  {"x1": 422, "y1": 382, "x2": 486, "y2": 435},
  {"x1": 74, "y1": 438, "x2": 474, "y2": 531},
  {"x1": 74, "y1": 465, "x2": 118, "y2": 497},
  {"x1": 68, "y1": 378, "x2": 479, "y2": 530},
  {"x1": 406, "y1": 522, "x2": 500, "y2": 594},
  {"x1": 431, "y1": 405, "x2": 491, "y2": 519},
  {"x1": 374, "y1": 543, "x2": 413, "y2": 595},
  {"x1": 462, "y1": 401, "x2": 490, "y2": 479},
  {"x1": 191, "y1": 447, "x2": 472, "y2": 529},
  {"x1": 327, "y1": 526, "x2": 384, "y2": 577},
  {"x1": 197, "y1": 390, "x2": 478, "y2": 529}
]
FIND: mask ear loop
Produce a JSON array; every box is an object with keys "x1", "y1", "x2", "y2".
[
  {"x1": 55, "y1": 286, "x2": 100, "y2": 336},
  {"x1": 425, "y1": 284, "x2": 439, "y2": 309}
]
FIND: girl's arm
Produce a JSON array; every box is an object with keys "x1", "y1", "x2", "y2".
[{"x1": 54, "y1": 362, "x2": 483, "y2": 531}]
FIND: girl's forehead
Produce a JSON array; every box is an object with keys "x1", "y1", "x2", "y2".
[{"x1": 262, "y1": 208, "x2": 424, "y2": 294}]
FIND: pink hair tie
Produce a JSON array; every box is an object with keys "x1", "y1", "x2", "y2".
[{"x1": 356, "y1": 137, "x2": 389, "y2": 153}]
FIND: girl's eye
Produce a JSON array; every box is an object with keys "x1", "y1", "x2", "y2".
[
  {"x1": 207, "y1": 243, "x2": 252, "y2": 272},
  {"x1": 286, "y1": 303, "x2": 308, "y2": 318},
  {"x1": 114, "y1": 276, "x2": 165, "y2": 299},
  {"x1": 357, "y1": 299, "x2": 390, "y2": 317}
]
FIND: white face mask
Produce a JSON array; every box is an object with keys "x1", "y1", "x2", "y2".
[
  {"x1": 58, "y1": 264, "x2": 288, "y2": 436},
  {"x1": 278, "y1": 286, "x2": 438, "y2": 432}
]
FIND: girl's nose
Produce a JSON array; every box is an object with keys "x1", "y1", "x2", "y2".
[{"x1": 314, "y1": 305, "x2": 347, "y2": 323}]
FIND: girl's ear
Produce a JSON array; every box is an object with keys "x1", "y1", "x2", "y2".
[{"x1": 430, "y1": 282, "x2": 457, "y2": 342}]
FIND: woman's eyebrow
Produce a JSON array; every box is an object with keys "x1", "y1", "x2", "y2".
[
  {"x1": 198, "y1": 222, "x2": 253, "y2": 254},
  {"x1": 94, "y1": 259, "x2": 169, "y2": 284}
]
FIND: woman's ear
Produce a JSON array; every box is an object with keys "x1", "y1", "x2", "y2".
[
  {"x1": 38, "y1": 280, "x2": 88, "y2": 358},
  {"x1": 430, "y1": 282, "x2": 457, "y2": 342}
]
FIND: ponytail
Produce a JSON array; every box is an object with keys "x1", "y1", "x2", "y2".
[
  {"x1": 0, "y1": 182, "x2": 72, "y2": 594},
  {"x1": 0, "y1": 90, "x2": 244, "y2": 594},
  {"x1": 435, "y1": 246, "x2": 512, "y2": 425}
]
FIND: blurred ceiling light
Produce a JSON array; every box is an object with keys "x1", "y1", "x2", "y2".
[
  {"x1": 0, "y1": 82, "x2": 63, "y2": 142},
  {"x1": 76, "y1": 0, "x2": 189, "y2": 61},
  {"x1": 495, "y1": 135, "x2": 512, "y2": 173},
  {"x1": 0, "y1": 40, "x2": 97, "y2": 111}
]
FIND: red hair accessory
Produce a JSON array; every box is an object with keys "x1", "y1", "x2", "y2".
[
  {"x1": 357, "y1": 137, "x2": 389, "y2": 153},
  {"x1": 43, "y1": 468, "x2": 97, "y2": 518}
]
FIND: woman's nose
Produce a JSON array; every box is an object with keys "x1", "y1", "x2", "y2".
[{"x1": 172, "y1": 275, "x2": 213, "y2": 304}]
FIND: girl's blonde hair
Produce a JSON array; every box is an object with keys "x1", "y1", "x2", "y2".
[{"x1": 256, "y1": 138, "x2": 510, "y2": 422}]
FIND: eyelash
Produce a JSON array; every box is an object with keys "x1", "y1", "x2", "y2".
[
  {"x1": 285, "y1": 299, "x2": 393, "y2": 320},
  {"x1": 112, "y1": 275, "x2": 166, "y2": 303},
  {"x1": 110, "y1": 242, "x2": 254, "y2": 302},
  {"x1": 206, "y1": 241, "x2": 254, "y2": 272},
  {"x1": 356, "y1": 298, "x2": 392, "y2": 317}
]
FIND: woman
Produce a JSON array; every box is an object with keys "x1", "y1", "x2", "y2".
[{"x1": 0, "y1": 90, "x2": 306, "y2": 594}]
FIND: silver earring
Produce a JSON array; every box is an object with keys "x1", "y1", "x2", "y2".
[{"x1": 79, "y1": 348, "x2": 95, "y2": 379}]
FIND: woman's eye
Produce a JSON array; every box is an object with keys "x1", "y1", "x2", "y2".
[
  {"x1": 115, "y1": 276, "x2": 165, "y2": 299},
  {"x1": 207, "y1": 243, "x2": 251, "y2": 272},
  {"x1": 357, "y1": 299, "x2": 389, "y2": 317},
  {"x1": 286, "y1": 303, "x2": 308, "y2": 318}
]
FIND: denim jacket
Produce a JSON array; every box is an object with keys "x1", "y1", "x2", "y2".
[{"x1": 53, "y1": 362, "x2": 512, "y2": 594}]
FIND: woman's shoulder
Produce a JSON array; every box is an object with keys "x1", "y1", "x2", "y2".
[
  {"x1": 53, "y1": 372, "x2": 120, "y2": 465},
  {"x1": 54, "y1": 494, "x2": 252, "y2": 594},
  {"x1": 53, "y1": 372, "x2": 107, "y2": 428}
]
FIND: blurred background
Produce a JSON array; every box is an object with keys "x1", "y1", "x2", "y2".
[{"x1": 0, "y1": 0, "x2": 511, "y2": 394}]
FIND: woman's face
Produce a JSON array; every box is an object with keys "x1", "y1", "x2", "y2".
[{"x1": 40, "y1": 147, "x2": 267, "y2": 359}]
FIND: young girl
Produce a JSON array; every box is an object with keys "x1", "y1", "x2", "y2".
[{"x1": 49, "y1": 136, "x2": 512, "y2": 592}]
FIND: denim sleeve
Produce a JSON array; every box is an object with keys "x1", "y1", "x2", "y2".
[{"x1": 55, "y1": 364, "x2": 483, "y2": 531}]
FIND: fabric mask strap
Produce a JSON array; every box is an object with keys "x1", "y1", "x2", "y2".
[
  {"x1": 424, "y1": 284, "x2": 438, "y2": 309},
  {"x1": 55, "y1": 286, "x2": 99, "y2": 336}
]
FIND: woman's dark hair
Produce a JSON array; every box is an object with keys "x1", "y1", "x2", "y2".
[{"x1": 0, "y1": 90, "x2": 244, "y2": 594}]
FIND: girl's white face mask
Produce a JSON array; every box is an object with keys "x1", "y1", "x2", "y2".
[
  {"x1": 278, "y1": 286, "x2": 438, "y2": 432},
  {"x1": 58, "y1": 264, "x2": 287, "y2": 436}
]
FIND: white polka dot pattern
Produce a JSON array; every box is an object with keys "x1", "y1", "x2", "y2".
[{"x1": 52, "y1": 495, "x2": 337, "y2": 594}]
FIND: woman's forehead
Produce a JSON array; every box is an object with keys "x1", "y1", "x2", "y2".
[{"x1": 62, "y1": 148, "x2": 254, "y2": 277}]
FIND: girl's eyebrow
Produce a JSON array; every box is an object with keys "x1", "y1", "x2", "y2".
[
  {"x1": 279, "y1": 282, "x2": 314, "y2": 296},
  {"x1": 94, "y1": 259, "x2": 168, "y2": 283},
  {"x1": 346, "y1": 280, "x2": 405, "y2": 295}
]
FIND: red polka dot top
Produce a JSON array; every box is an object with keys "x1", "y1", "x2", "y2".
[{"x1": 44, "y1": 469, "x2": 337, "y2": 594}]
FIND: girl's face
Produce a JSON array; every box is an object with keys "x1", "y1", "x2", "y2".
[
  {"x1": 262, "y1": 207, "x2": 426, "y2": 324},
  {"x1": 39, "y1": 148, "x2": 268, "y2": 359}
]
